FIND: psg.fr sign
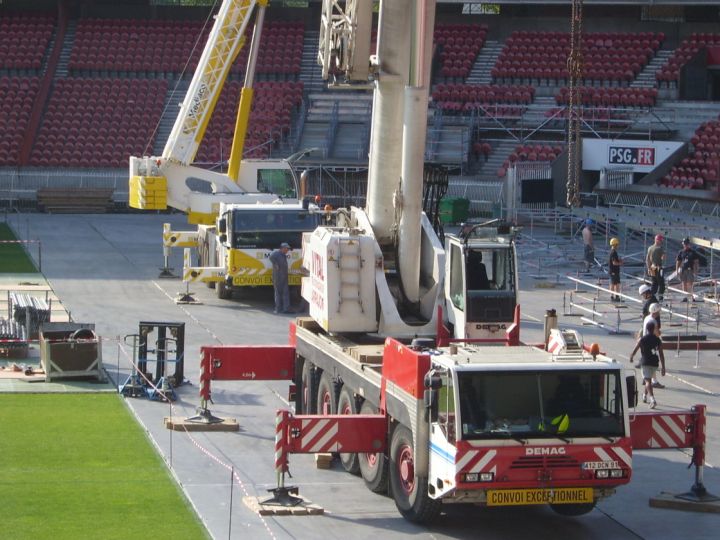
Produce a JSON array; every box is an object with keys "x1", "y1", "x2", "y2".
[{"x1": 582, "y1": 139, "x2": 684, "y2": 173}]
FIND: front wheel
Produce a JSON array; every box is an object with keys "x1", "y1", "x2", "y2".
[
  {"x1": 549, "y1": 502, "x2": 596, "y2": 516},
  {"x1": 358, "y1": 400, "x2": 388, "y2": 493},
  {"x1": 389, "y1": 424, "x2": 442, "y2": 524},
  {"x1": 216, "y1": 280, "x2": 231, "y2": 300}
]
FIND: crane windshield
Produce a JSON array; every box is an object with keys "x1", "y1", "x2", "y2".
[
  {"x1": 228, "y1": 209, "x2": 322, "y2": 249},
  {"x1": 257, "y1": 168, "x2": 297, "y2": 198},
  {"x1": 456, "y1": 370, "x2": 625, "y2": 440}
]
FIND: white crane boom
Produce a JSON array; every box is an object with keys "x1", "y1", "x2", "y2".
[{"x1": 164, "y1": 0, "x2": 258, "y2": 166}]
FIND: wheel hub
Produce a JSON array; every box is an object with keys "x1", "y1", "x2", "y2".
[{"x1": 399, "y1": 445, "x2": 414, "y2": 492}]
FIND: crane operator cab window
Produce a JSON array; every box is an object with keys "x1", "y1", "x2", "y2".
[
  {"x1": 257, "y1": 168, "x2": 297, "y2": 199},
  {"x1": 449, "y1": 245, "x2": 516, "y2": 322}
]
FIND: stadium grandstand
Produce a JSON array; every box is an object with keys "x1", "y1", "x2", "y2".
[{"x1": 0, "y1": 0, "x2": 719, "y2": 224}]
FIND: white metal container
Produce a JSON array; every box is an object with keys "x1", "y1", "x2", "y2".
[{"x1": 302, "y1": 227, "x2": 377, "y2": 333}]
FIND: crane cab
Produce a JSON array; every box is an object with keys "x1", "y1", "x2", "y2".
[{"x1": 443, "y1": 222, "x2": 519, "y2": 340}]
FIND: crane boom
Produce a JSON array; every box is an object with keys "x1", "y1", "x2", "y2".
[
  {"x1": 164, "y1": 0, "x2": 260, "y2": 167},
  {"x1": 129, "y1": 0, "x2": 299, "y2": 225}
]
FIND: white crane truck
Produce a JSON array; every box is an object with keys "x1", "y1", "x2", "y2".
[
  {"x1": 128, "y1": 0, "x2": 315, "y2": 297},
  {"x1": 193, "y1": 0, "x2": 710, "y2": 524}
]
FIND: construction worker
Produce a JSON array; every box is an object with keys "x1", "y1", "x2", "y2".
[
  {"x1": 642, "y1": 302, "x2": 665, "y2": 389},
  {"x1": 582, "y1": 219, "x2": 594, "y2": 272},
  {"x1": 269, "y1": 242, "x2": 292, "y2": 314},
  {"x1": 638, "y1": 283, "x2": 658, "y2": 320},
  {"x1": 629, "y1": 319, "x2": 665, "y2": 409},
  {"x1": 676, "y1": 237, "x2": 700, "y2": 302},
  {"x1": 608, "y1": 237, "x2": 623, "y2": 301},
  {"x1": 646, "y1": 234, "x2": 666, "y2": 302}
]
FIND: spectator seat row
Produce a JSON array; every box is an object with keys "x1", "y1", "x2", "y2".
[{"x1": 0, "y1": 77, "x2": 40, "y2": 165}]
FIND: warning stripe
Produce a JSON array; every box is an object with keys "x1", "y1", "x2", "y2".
[
  {"x1": 456, "y1": 449, "x2": 497, "y2": 473},
  {"x1": 593, "y1": 446, "x2": 632, "y2": 468},
  {"x1": 658, "y1": 414, "x2": 687, "y2": 442},
  {"x1": 300, "y1": 418, "x2": 340, "y2": 453},
  {"x1": 612, "y1": 446, "x2": 632, "y2": 468},
  {"x1": 652, "y1": 415, "x2": 687, "y2": 448}
]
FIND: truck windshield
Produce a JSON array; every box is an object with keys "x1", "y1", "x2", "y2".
[
  {"x1": 457, "y1": 370, "x2": 624, "y2": 440},
  {"x1": 229, "y1": 210, "x2": 322, "y2": 249}
]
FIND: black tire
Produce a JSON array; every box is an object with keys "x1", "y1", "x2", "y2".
[
  {"x1": 216, "y1": 280, "x2": 231, "y2": 299},
  {"x1": 337, "y1": 386, "x2": 360, "y2": 474},
  {"x1": 316, "y1": 371, "x2": 338, "y2": 415},
  {"x1": 549, "y1": 502, "x2": 596, "y2": 516},
  {"x1": 299, "y1": 360, "x2": 317, "y2": 414},
  {"x1": 358, "y1": 400, "x2": 389, "y2": 493},
  {"x1": 389, "y1": 424, "x2": 442, "y2": 524}
]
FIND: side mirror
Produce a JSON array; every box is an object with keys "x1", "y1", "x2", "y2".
[
  {"x1": 626, "y1": 375, "x2": 638, "y2": 408},
  {"x1": 218, "y1": 218, "x2": 227, "y2": 234},
  {"x1": 424, "y1": 372, "x2": 442, "y2": 422},
  {"x1": 424, "y1": 389, "x2": 439, "y2": 422},
  {"x1": 219, "y1": 234, "x2": 227, "y2": 244}
]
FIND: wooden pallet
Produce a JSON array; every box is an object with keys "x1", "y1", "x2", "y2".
[{"x1": 37, "y1": 188, "x2": 114, "y2": 214}]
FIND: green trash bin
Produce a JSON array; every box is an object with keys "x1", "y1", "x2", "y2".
[{"x1": 439, "y1": 197, "x2": 470, "y2": 224}]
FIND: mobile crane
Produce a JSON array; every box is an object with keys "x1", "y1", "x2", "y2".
[
  {"x1": 191, "y1": 0, "x2": 711, "y2": 525},
  {"x1": 128, "y1": 0, "x2": 314, "y2": 296}
]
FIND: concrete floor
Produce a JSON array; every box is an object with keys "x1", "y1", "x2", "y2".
[{"x1": 2, "y1": 212, "x2": 719, "y2": 540}]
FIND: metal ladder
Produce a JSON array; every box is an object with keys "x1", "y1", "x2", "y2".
[{"x1": 336, "y1": 238, "x2": 364, "y2": 313}]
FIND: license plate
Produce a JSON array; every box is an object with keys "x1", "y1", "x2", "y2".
[{"x1": 487, "y1": 488, "x2": 593, "y2": 506}]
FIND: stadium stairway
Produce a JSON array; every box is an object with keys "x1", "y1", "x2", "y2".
[
  {"x1": 476, "y1": 140, "x2": 518, "y2": 181},
  {"x1": 519, "y1": 96, "x2": 559, "y2": 131},
  {"x1": 465, "y1": 40, "x2": 503, "y2": 86},
  {"x1": 631, "y1": 49, "x2": 672, "y2": 90},
  {"x1": 153, "y1": 78, "x2": 190, "y2": 156},
  {"x1": 299, "y1": 91, "x2": 372, "y2": 160},
  {"x1": 54, "y1": 20, "x2": 76, "y2": 78},
  {"x1": 428, "y1": 123, "x2": 471, "y2": 167},
  {"x1": 299, "y1": 30, "x2": 325, "y2": 95}
]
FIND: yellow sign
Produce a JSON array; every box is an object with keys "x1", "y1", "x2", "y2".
[
  {"x1": 233, "y1": 274, "x2": 303, "y2": 286},
  {"x1": 234, "y1": 275, "x2": 273, "y2": 286},
  {"x1": 487, "y1": 488, "x2": 593, "y2": 506}
]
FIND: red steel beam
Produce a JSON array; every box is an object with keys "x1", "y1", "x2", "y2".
[
  {"x1": 285, "y1": 414, "x2": 387, "y2": 454},
  {"x1": 201, "y1": 345, "x2": 296, "y2": 381}
]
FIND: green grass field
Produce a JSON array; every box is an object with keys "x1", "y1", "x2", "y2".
[
  {"x1": 0, "y1": 222, "x2": 38, "y2": 273},
  {"x1": 0, "y1": 394, "x2": 208, "y2": 540}
]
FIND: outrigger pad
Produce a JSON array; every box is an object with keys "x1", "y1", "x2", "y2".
[
  {"x1": 174, "y1": 292, "x2": 202, "y2": 305},
  {"x1": 650, "y1": 490, "x2": 720, "y2": 513},
  {"x1": 158, "y1": 268, "x2": 177, "y2": 279},
  {"x1": 244, "y1": 490, "x2": 324, "y2": 516},
  {"x1": 164, "y1": 416, "x2": 239, "y2": 432}
]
